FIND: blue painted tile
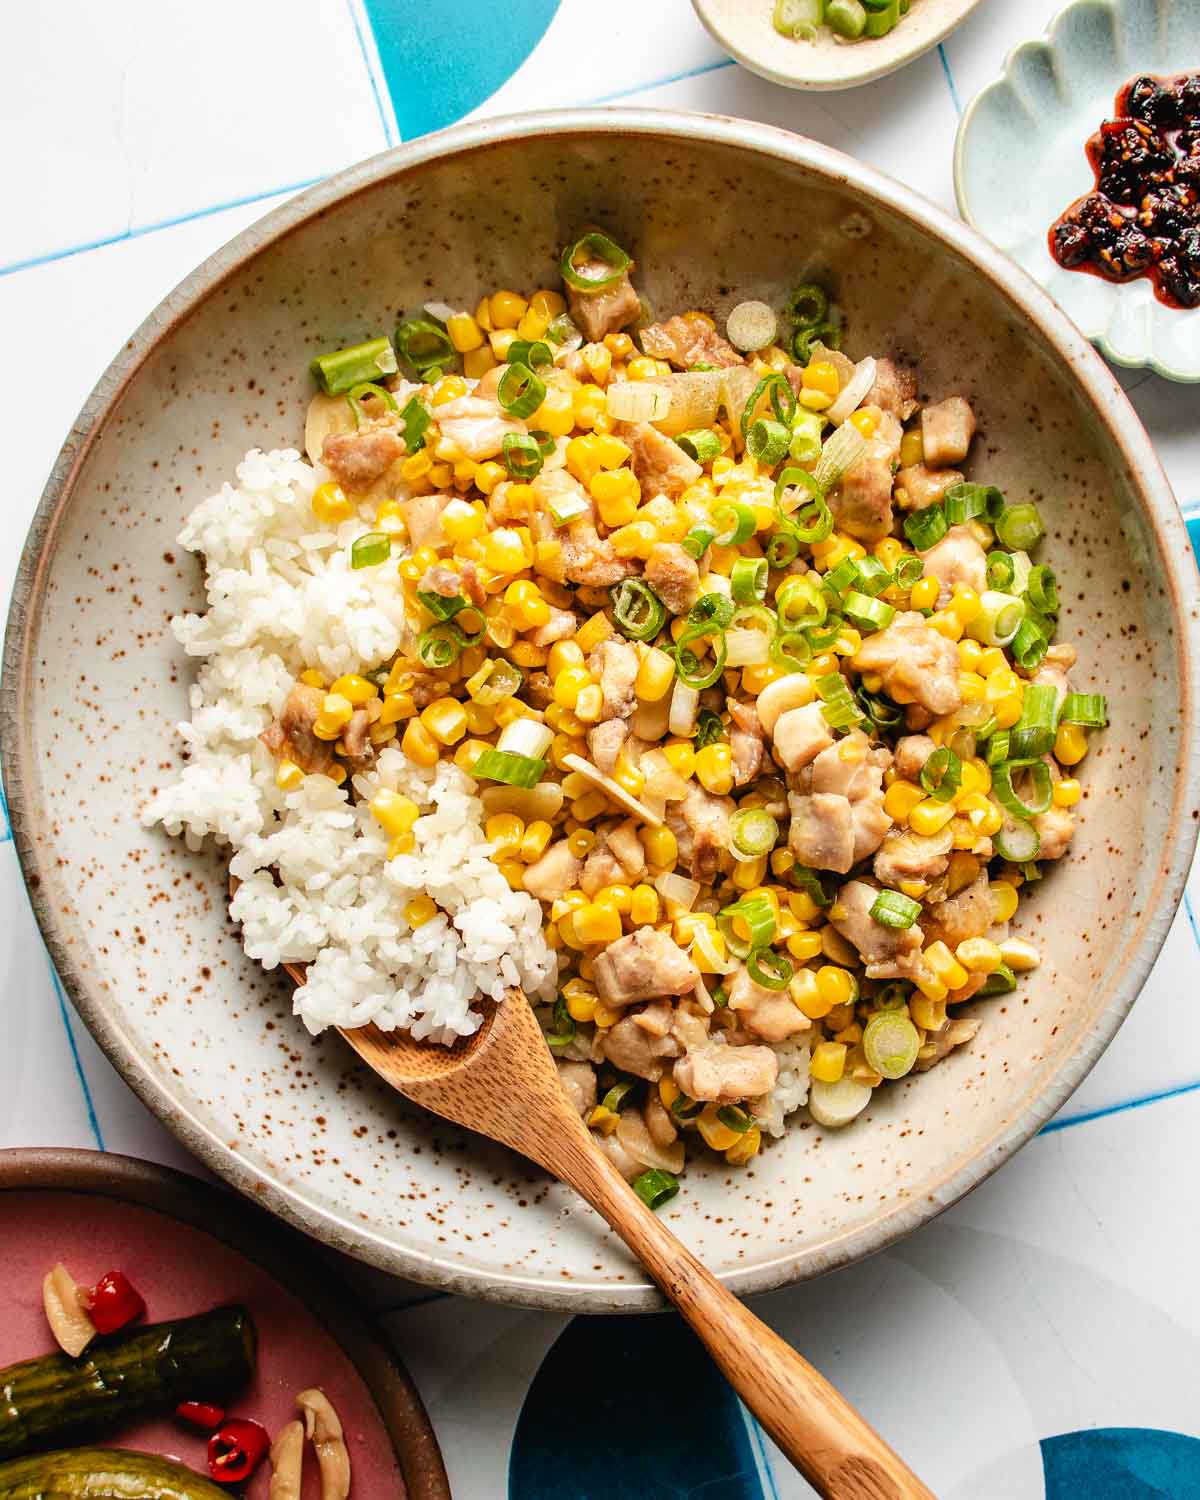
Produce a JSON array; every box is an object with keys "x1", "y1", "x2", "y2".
[{"x1": 1042, "y1": 1428, "x2": 1200, "y2": 1498}]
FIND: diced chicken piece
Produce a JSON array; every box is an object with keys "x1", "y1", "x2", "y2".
[
  {"x1": 921, "y1": 396, "x2": 976, "y2": 468},
  {"x1": 588, "y1": 638, "x2": 640, "y2": 720},
  {"x1": 593, "y1": 929, "x2": 700, "y2": 1009},
  {"x1": 587, "y1": 717, "x2": 628, "y2": 775},
  {"x1": 851, "y1": 611, "x2": 963, "y2": 717},
  {"x1": 893, "y1": 733, "x2": 937, "y2": 782},
  {"x1": 522, "y1": 840, "x2": 582, "y2": 903},
  {"x1": 640, "y1": 314, "x2": 744, "y2": 370},
  {"x1": 665, "y1": 782, "x2": 734, "y2": 881},
  {"x1": 1045, "y1": 642, "x2": 1078, "y2": 670},
  {"x1": 873, "y1": 826, "x2": 954, "y2": 889},
  {"x1": 1033, "y1": 804, "x2": 1075, "y2": 860},
  {"x1": 727, "y1": 699, "x2": 765, "y2": 787},
  {"x1": 644, "y1": 1094, "x2": 679, "y2": 1149},
  {"x1": 623, "y1": 421, "x2": 702, "y2": 500},
  {"x1": 580, "y1": 843, "x2": 625, "y2": 897},
  {"x1": 894, "y1": 464, "x2": 965, "y2": 512},
  {"x1": 671, "y1": 1001, "x2": 711, "y2": 1055},
  {"x1": 557, "y1": 1060, "x2": 597, "y2": 1118},
  {"x1": 433, "y1": 395, "x2": 527, "y2": 461},
  {"x1": 601, "y1": 1003, "x2": 682, "y2": 1081},
  {"x1": 607, "y1": 819, "x2": 647, "y2": 882},
  {"x1": 532, "y1": 606, "x2": 578, "y2": 647},
  {"x1": 673, "y1": 1042, "x2": 779, "y2": 1104},
  {"x1": 830, "y1": 879, "x2": 924, "y2": 970},
  {"x1": 865, "y1": 358, "x2": 919, "y2": 420},
  {"x1": 580, "y1": 819, "x2": 645, "y2": 895},
  {"x1": 788, "y1": 791, "x2": 854, "y2": 874},
  {"x1": 728, "y1": 964, "x2": 810, "y2": 1043},
  {"x1": 261, "y1": 682, "x2": 335, "y2": 775},
  {"x1": 830, "y1": 412, "x2": 902, "y2": 543},
  {"x1": 561, "y1": 515, "x2": 635, "y2": 587},
  {"x1": 595, "y1": 1130, "x2": 645, "y2": 1182},
  {"x1": 794, "y1": 734, "x2": 892, "y2": 866},
  {"x1": 920, "y1": 871, "x2": 992, "y2": 949},
  {"x1": 914, "y1": 1017, "x2": 980, "y2": 1072},
  {"x1": 321, "y1": 427, "x2": 403, "y2": 492},
  {"x1": 921, "y1": 525, "x2": 987, "y2": 608},
  {"x1": 417, "y1": 563, "x2": 461, "y2": 601},
  {"x1": 340, "y1": 707, "x2": 373, "y2": 773},
  {"x1": 566, "y1": 262, "x2": 641, "y2": 342},
  {"x1": 772, "y1": 702, "x2": 834, "y2": 774},
  {"x1": 644, "y1": 542, "x2": 700, "y2": 615}
]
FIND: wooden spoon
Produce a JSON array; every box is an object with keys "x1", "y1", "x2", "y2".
[{"x1": 285, "y1": 963, "x2": 937, "y2": 1500}]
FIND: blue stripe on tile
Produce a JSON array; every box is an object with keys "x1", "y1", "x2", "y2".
[
  {"x1": 587, "y1": 56, "x2": 737, "y2": 105},
  {"x1": 1042, "y1": 1427, "x2": 1200, "y2": 1496},
  {"x1": 1042, "y1": 1077, "x2": 1200, "y2": 1135},
  {"x1": 1186, "y1": 511, "x2": 1200, "y2": 570},
  {"x1": 345, "y1": 0, "x2": 397, "y2": 146},
  {"x1": 741, "y1": 1405, "x2": 782, "y2": 1500},
  {"x1": 0, "y1": 774, "x2": 10, "y2": 843},
  {"x1": 46, "y1": 958, "x2": 105, "y2": 1151},
  {"x1": 1184, "y1": 890, "x2": 1200, "y2": 951},
  {"x1": 938, "y1": 43, "x2": 962, "y2": 115}
]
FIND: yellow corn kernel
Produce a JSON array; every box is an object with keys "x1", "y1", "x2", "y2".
[
  {"x1": 955, "y1": 670, "x2": 986, "y2": 705},
  {"x1": 323, "y1": 763, "x2": 348, "y2": 787},
  {"x1": 327, "y1": 673, "x2": 375, "y2": 707},
  {"x1": 529, "y1": 288, "x2": 566, "y2": 322},
  {"x1": 489, "y1": 289, "x2": 528, "y2": 329},
  {"x1": 624, "y1": 355, "x2": 660, "y2": 382},
  {"x1": 944, "y1": 852, "x2": 979, "y2": 897},
  {"x1": 384, "y1": 829, "x2": 414, "y2": 857},
  {"x1": 1054, "y1": 723, "x2": 1088, "y2": 766},
  {"x1": 657, "y1": 742, "x2": 693, "y2": 781},
  {"x1": 403, "y1": 895, "x2": 438, "y2": 929},
  {"x1": 810, "y1": 1041, "x2": 848, "y2": 1085},
  {"x1": 956, "y1": 937, "x2": 1003, "y2": 974},
  {"x1": 563, "y1": 989, "x2": 597, "y2": 1024},
  {"x1": 427, "y1": 461, "x2": 453, "y2": 488},
  {"x1": 948, "y1": 587, "x2": 982, "y2": 626},
  {"x1": 640, "y1": 825, "x2": 678, "y2": 870},
  {"x1": 844, "y1": 406, "x2": 876, "y2": 439},
  {"x1": 958, "y1": 637, "x2": 984, "y2": 672},
  {"x1": 724, "y1": 1124, "x2": 761, "y2": 1167},
  {"x1": 695, "y1": 741, "x2": 734, "y2": 795},
  {"x1": 549, "y1": 889, "x2": 589, "y2": 923},
  {"x1": 484, "y1": 813, "x2": 525, "y2": 859},
  {"x1": 571, "y1": 789, "x2": 608, "y2": 822},
  {"x1": 801, "y1": 360, "x2": 840, "y2": 397},
  {"x1": 924, "y1": 940, "x2": 969, "y2": 991},
  {"x1": 608, "y1": 520, "x2": 656, "y2": 560},
  {"x1": 547, "y1": 640, "x2": 585, "y2": 677},
  {"x1": 596, "y1": 883, "x2": 634, "y2": 917},
  {"x1": 899, "y1": 428, "x2": 924, "y2": 468},
  {"x1": 787, "y1": 930, "x2": 823, "y2": 963},
  {"x1": 588, "y1": 1104, "x2": 620, "y2": 1135},
  {"x1": 1053, "y1": 777, "x2": 1082, "y2": 807},
  {"x1": 1000, "y1": 937, "x2": 1041, "y2": 972},
  {"x1": 783, "y1": 891, "x2": 817, "y2": 926},
  {"x1": 909, "y1": 994, "x2": 946, "y2": 1033},
  {"x1": 909, "y1": 575, "x2": 939, "y2": 610},
  {"x1": 909, "y1": 798, "x2": 957, "y2": 836},
  {"x1": 503, "y1": 578, "x2": 550, "y2": 631},
  {"x1": 883, "y1": 780, "x2": 925, "y2": 823},
  {"x1": 957, "y1": 792, "x2": 1002, "y2": 837},
  {"x1": 927, "y1": 609, "x2": 964, "y2": 642},
  {"x1": 431, "y1": 374, "x2": 469, "y2": 406},
  {"x1": 611, "y1": 751, "x2": 645, "y2": 798},
  {"x1": 371, "y1": 789, "x2": 420, "y2": 839},
  {"x1": 564, "y1": 830, "x2": 595, "y2": 861},
  {"x1": 299, "y1": 669, "x2": 327, "y2": 690},
  {"x1": 312, "y1": 693, "x2": 354, "y2": 740},
  {"x1": 590, "y1": 467, "x2": 641, "y2": 527},
  {"x1": 312, "y1": 482, "x2": 354, "y2": 525},
  {"x1": 275, "y1": 759, "x2": 304, "y2": 791},
  {"x1": 419, "y1": 699, "x2": 467, "y2": 746},
  {"x1": 573, "y1": 611, "x2": 613, "y2": 654},
  {"x1": 815, "y1": 965, "x2": 857, "y2": 1008},
  {"x1": 399, "y1": 717, "x2": 440, "y2": 768},
  {"x1": 573, "y1": 683, "x2": 603, "y2": 724},
  {"x1": 635, "y1": 647, "x2": 676, "y2": 703},
  {"x1": 552, "y1": 664, "x2": 592, "y2": 710},
  {"x1": 696, "y1": 1105, "x2": 742, "y2": 1153},
  {"x1": 571, "y1": 384, "x2": 607, "y2": 431},
  {"x1": 732, "y1": 856, "x2": 769, "y2": 891},
  {"x1": 630, "y1": 884, "x2": 660, "y2": 926},
  {"x1": 573, "y1": 902, "x2": 623, "y2": 946},
  {"x1": 791, "y1": 969, "x2": 832, "y2": 1020}
]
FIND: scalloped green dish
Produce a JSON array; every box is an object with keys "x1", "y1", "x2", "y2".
[{"x1": 954, "y1": 0, "x2": 1200, "y2": 383}]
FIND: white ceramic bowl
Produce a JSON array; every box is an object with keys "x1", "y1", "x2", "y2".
[
  {"x1": 692, "y1": 0, "x2": 983, "y2": 90},
  {"x1": 3, "y1": 110, "x2": 1198, "y2": 1310}
]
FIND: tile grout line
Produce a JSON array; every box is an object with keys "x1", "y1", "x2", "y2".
[
  {"x1": 44, "y1": 954, "x2": 106, "y2": 1152},
  {"x1": 740, "y1": 1402, "x2": 780, "y2": 1500},
  {"x1": 1041, "y1": 1076, "x2": 1200, "y2": 1136},
  {"x1": 345, "y1": 0, "x2": 399, "y2": 147},
  {"x1": 585, "y1": 56, "x2": 737, "y2": 106}
]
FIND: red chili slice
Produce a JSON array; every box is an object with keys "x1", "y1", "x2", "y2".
[
  {"x1": 85, "y1": 1271, "x2": 147, "y2": 1334},
  {"x1": 175, "y1": 1400, "x2": 226, "y2": 1431},
  {"x1": 208, "y1": 1418, "x2": 271, "y2": 1485}
]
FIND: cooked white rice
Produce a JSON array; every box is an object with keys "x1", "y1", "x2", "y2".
[
  {"x1": 761, "y1": 1038, "x2": 812, "y2": 1139},
  {"x1": 142, "y1": 448, "x2": 557, "y2": 1042}
]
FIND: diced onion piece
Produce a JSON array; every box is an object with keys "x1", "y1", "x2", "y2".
[
  {"x1": 42, "y1": 1263, "x2": 96, "y2": 1358},
  {"x1": 304, "y1": 393, "x2": 356, "y2": 467},
  {"x1": 813, "y1": 422, "x2": 868, "y2": 491},
  {"x1": 640, "y1": 750, "x2": 691, "y2": 802},
  {"x1": 652, "y1": 371, "x2": 723, "y2": 436},
  {"x1": 616, "y1": 1111, "x2": 686, "y2": 1175},
  {"x1": 423, "y1": 300, "x2": 458, "y2": 323},
  {"x1": 726, "y1": 300, "x2": 778, "y2": 353},
  {"x1": 497, "y1": 718, "x2": 554, "y2": 760},
  {"x1": 724, "y1": 628, "x2": 771, "y2": 667},
  {"x1": 668, "y1": 680, "x2": 700, "y2": 737},
  {"x1": 826, "y1": 356, "x2": 877, "y2": 426},
  {"x1": 605, "y1": 381, "x2": 672, "y2": 423},
  {"x1": 480, "y1": 782, "x2": 565, "y2": 822},
  {"x1": 654, "y1": 870, "x2": 701, "y2": 911},
  {"x1": 269, "y1": 1420, "x2": 305, "y2": 1500},
  {"x1": 296, "y1": 1389, "x2": 351, "y2": 1500},
  {"x1": 808, "y1": 1077, "x2": 873, "y2": 1129},
  {"x1": 561, "y1": 753, "x2": 663, "y2": 826},
  {"x1": 966, "y1": 590, "x2": 1025, "y2": 648}
]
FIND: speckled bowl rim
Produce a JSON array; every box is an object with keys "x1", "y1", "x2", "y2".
[
  {"x1": 0, "y1": 1148, "x2": 451, "y2": 1499},
  {"x1": 3, "y1": 109, "x2": 1198, "y2": 1312},
  {"x1": 691, "y1": 0, "x2": 985, "y2": 91},
  {"x1": 952, "y1": 0, "x2": 1200, "y2": 383}
]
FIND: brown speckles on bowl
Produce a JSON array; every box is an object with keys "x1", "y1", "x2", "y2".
[{"x1": 2, "y1": 112, "x2": 1198, "y2": 1311}]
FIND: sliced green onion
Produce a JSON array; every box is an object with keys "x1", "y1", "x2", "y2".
[
  {"x1": 416, "y1": 588, "x2": 467, "y2": 621},
  {"x1": 943, "y1": 483, "x2": 1001, "y2": 526},
  {"x1": 994, "y1": 819, "x2": 1041, "y2": 862},
  {"x1": 712, "y1": 502, "x2": 757, "y2": 547},
  {"x1": 632, "y1": 1168, "x2": 679, "y2": 1211},
  {"x1": 993, "y1": 759, "x2": 1052, "y2": 820},
  {"x1": 791, "y1": 321, "x2": 841, "y2": 365},
  {"x1": 718, "y1": 897, "x2": 777, "y2": 959},
  {"x1": 815, "y1": 672, "x2": 865, "y2": 730},
  {"x1": 726, "y1": 300, "x2": 778, "y2": 353},
  {"x1": 545, "y1": 312, "x2": 582, "y2": 348},
  {"x1": 1060, "y1": 693, "x2": 1107, "y2": 728},
  {"x1": 417, "y1": 624, "x2": 464, "y2": 668},
  {"x1": 967, "y1": 590, "x2": 1025, "y2": 648},
  {"x1": 670, "y1": 1092, "x2": 704, "y2": 1121},
  {"x1": 505, "y1": 339, "x2": 552, "y2": 370},
  {"x1": 497, "y1": 361, "x2": 546, "y2": 420},
  {"x1": 694, "y1": 708, "x2": 725, "y2": 749},
  {"x1": 686, "y1": 593, "x2": 736, "y2": 633},
  {"x1": 862, "y1": 1012, "x2": 920, "y2": 1080},
  {"x1": 560, "y1": 232, "x2": 632, "y2": 292},
  {"x1": 747, "y1": 948, "x2": 793, "y2": 991},
  {"x1": 995, "y1": 503, "x2": 1045, "y2": 551},
  {"x1": 469, "y1": 658, "x2": 522, "y2": 705},
  {"x1": 601, "y1": 1078, "x2": 639, "y2": 1112},
  {"x1": 611, "y1": 578, "x2": 666, "y2": 641},
  {"x1": 471, "y1": 748, "x2": 546, "y2": 789},
  {"x1": 748, "y1": 417, "x2": 791, "y2": 466},
  {"x1": 346, "y1": 380, "x2": 398, "y2": 426},
  {"x1": 731, "y1": 808, "x2": 780, "y2": 859},
  {"x1": 546, "y1": 486, "x2": 591, "y2": 527},
  {"x1": 740, "y1": 374, "x2": 796, "y2": 436},
  {"x1": 731, "y1": 557, "x2": 768, "y2": 604},
  {"x1": 770, "y1": 628, "x2": 813, "y2": 672},
  {"x1": 311, "y1": 336, "x2": 398, "y2": 395},
  {"x1": 395, "y1": 318, "x2": 454, "y2": 373},
  {"x1": 676, "y1": 429, "x2": 722, "y2": 463},
  {"x1": 791, "y1": 494, "x2": 834, "y2": 545},
  {"x1": 675, "y1": 637, "x2": 727, "y2": 690},
  {"x1": 980, "y1": 963, "x2": 1017, "y2": 996},
  {"x1": 870, "y1": 889, "x2": 922, "y2": 930},
  {"x1": 791, "y1": 867, "x2": 834, "y2": 908},
  {"x1": 350, "y1": 532, "x2": 391, "y2": 569},
  {"x1": 498, "y1": 718, "x2": 553, "y2": 760},
  {"x1": 904, "y1": 505, "x2": 949, "y2": 551},
  {"x1": 1011, "y1": 617, "x2": 1049, "y2": 670},
  {"x1": 812, "y1": 423, "x2": 867, "y2": 492},
  {"x1": 986, "y1": 729, "x2": 1011, "y2": 766},
  {"x1": 855, "y1": 686, "x2": 903, "y2": 730},
  {"x1": 986, "y1": 551, "x2": 1015, "y2": 590},
  {"x1": 1026, "y1": 564, "x2": 1059, "y2": 615},
  {"x1": 919, "y1": 746, "x2": 962, "y2": 803},
  {"x1": 544, "y1": 995, "x2": 576, "y2": 1051},
  {"x1": 863, "y1": 0, "x2": 900, "y2": 36},
  {"x1": 805, "y1": 616, "x2": 844, "y2": 652},
  {"x1": 842, "y1": 591, "x2": 895, "y2": 633},
  {"x1": 681, "y1": 524, "x2": 716, "y2": 559},
  {"x1": 852, "y1": 555, "x2": 892, "y2": 597},
  {"x1": 716, "y1": 1104, "x2": 756, "y2": 1134},
  {"x1": 766, "y1": 530, "x2": 801, "y2": 568},
  {"x1": 775, "y1": 573, "x2": 828, "y2": 630},
  {"x1": 893, "y1": 554, "x2": 924, "y2": 590},
  {"x1": 501, "y1": 431, "x2": 544, "y2": 480},
  {"x1": 398, "y1": 394, "x2": 432, "y2": 453},
  {"x1": 784, "y1": 283, "x2": 829, "y2": 327},
  {"x1": 873, "y1": 983, "x2": 910, "y2": 1012},
  {"x1": 1009, "y1": 683, "x2": 1059, "y2": 760},
  {"x1": 788, "y1": 410, "x2": 826, "y2": 467},
  {"x1": 776, "y1": 0, "x2": 826, "y2": 37},
  {"x1": 823, "y1": 556, "x2": 860, "y2": 596}
]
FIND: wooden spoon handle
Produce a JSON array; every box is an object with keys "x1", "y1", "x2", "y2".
[{"x1": 536, "y1": 1121, "x2": 937, "y2": 1500}]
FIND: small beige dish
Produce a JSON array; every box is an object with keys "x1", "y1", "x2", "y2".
[
  {"x1": 3, "y1": 110, "x2": 1198, "y2": 1311},
  {"x1": 691, "y1": 0, "x2": 985, "y2": 90}
]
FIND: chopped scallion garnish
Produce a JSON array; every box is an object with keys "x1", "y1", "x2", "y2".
[
  {"x1": 560, "y1": 232, "x2": 632, "y2": 293},
  {"x1": 995, "y1": 502, "x2": 1045, "y2": 552},
  {"x1": 903, "y1": 504, "x2": 949, "y2": 551},
  {"x1": 350, "y1": 532, "x2": 391, "y2": 569},
  {"x1": 471, "y1": 748, "x2": 547, "y2": 789},
  {"x1": 310, "y1": 336, "x2": 398, "y2": 396},
  {"x1": 919, "y1": 746, "x2": 962, "y2": 803},
  {"x1": 501, "y1": 431, "x2": 544, "y2": 480},
  {"x1": 815, "y1": 672, "x2": 865, "y2": 730},
  {"x1": 870, "y1": 889, "x2": 922, "y2": 930},
  {"x1": 1009, "y1": 683, "x2": 1059, "y2": 760},
  {"x1": 730, "y1": 557, "x2": 768, "y2": 604},
  {"x1": 731, "y1": 808, "x2": 780, "y2": 859},
  {"x1": 746, "y1": 947, "x2": 793, "y2": 991},
  {"x1": 399, "y1": 394, "x2": 432, "y2": 452},
  {"x1": 632, "y1": 1168, "x2": 680, "y2": 1211},
  {"x1": 1059, "y1": 692, "x2": 1108, "y2": 727},
  {"x1": 712, "y1": 501, "x2": 757, "y2": 547},
  {"x1": 676, "y1": 429, "x2": 722, "y2": 463},
  {"x1": 497, "y1": 361, "x2": 546, "y2": 420},
  {"x1": 417, "y1": 624, "x2": 465, "y2": 668},
  {"x1": 992, "y1": 758, "x2": 1053, "y2": 820},
  {"x1": 717, "y1": 897, "x2": 776, "y2": 959},
  {"x1": 842, "y1": 590, "x2": 895, "y2": 633},
  {"x1": 611, "y1": 578, "x2": 667, "y2": 641},
  {"x1": 394, "y1": 318, "x2": 455, "y2": 375},
  {"x1": 862, "y1": 1012, "x2": 920, "y2": 1079}
]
